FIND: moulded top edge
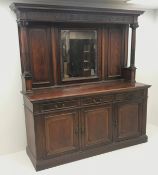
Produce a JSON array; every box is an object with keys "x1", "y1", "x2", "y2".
[{"x1": 10, "y1": 2, "x2": 144, "y2": 16}]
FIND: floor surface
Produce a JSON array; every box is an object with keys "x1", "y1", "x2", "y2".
[{"x1": 0, "y1": 124, "x2": 158, "y2": 175}]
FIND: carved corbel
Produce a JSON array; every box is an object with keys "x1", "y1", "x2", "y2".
[
  {"x1": 130, "y1": 23, "x2": 139, "y2": 30},
  {"x1": 17, "y1": 20, "x2": 30, "y2": 27},
  {"x1": 22, "y1": 72, "x2": 32, "y2": 93}
]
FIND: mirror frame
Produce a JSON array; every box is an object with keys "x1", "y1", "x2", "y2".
[{"x1": 58, "y1": 25, "x2": 102, "y2": 84}]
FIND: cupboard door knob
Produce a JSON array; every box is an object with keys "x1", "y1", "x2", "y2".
[
  {"x1": 75, "y1": 128, "x2": 79, "y2": 135},
  {"x1": 81, "y1": 127, "x2": 85, "y2": 134},
  {"x1": 114, "y1": 119, "x2": 118, "y2": 127}
]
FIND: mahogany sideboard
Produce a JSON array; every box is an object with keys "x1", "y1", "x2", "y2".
[{"x1": 10, "y1": 3, "x2": 150, "y2": 171}]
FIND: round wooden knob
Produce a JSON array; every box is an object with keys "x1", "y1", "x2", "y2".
[
  {"x1": 54, "y1": 104, "x2": 58, "y2": 108},
  {"x1": 93, "y1": 98, "x2": 101, "y2": 103},
  {"x1": 93, "y1": 99, "x2": 97, "y2": 103}
]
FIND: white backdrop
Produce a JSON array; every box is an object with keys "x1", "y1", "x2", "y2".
[
  {"x1": 0, "y1": 2, "x2": 26, "y2": 155},
  {"x1": 136, "y1": 10, "x2": 158, "y2": 126},
  {"x1": 0, "y1": 1, "x2": 157, "y2": 155}
]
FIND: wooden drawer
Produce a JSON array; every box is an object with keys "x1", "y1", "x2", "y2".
[
  {"x1": 82, "y1": 94, "x2": 113, "y2": 106},
  {"x1": 41, "y1": 99, "x2": 80, "y2": 112},
  {"x1": 115, "y1": 90, "x2": 144, "y2": 102},
  {"x1": 103, "y1": 94, "x2": 114, "y2": 103},
  {"x1": 82, "y1": 96, "x2": 102, "y2": 106}
]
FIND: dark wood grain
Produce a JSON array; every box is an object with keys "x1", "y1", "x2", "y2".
[
  {"x1": 51, "y1": 26, "x2": 58, "y2": 85},
  {"x1": 122, "y1": 25, "x2": 129, "y2": 67},
  {"x1": 26, "y1": 82, "x2": 150, "y2": 102},
  {"x1": 115, "y1": 101, "x2": 142, "y2": 141},
  {"x1": 83, "y1": 105, "x2": 112, "y2": 147},
  {"x1": 18, "y1": 26, "x2": 29, "y2": 74},
  {"x1": 28, "y1": 25, "x2": 53, "y2": 87},
  {"x1": 34, "y1": 116, "x2": 46, "y2": 160},
  {"x1": 130, "y1": 23, "x2": 138, "y2": 68},
  {"x1": 101, "y1": 26, "x2": 108, "y2": 80},
  {"x1": 24, "y1": 107, "x2": 36, "y2": 158},
  {"x1": 108, "y1": 25, "x2": 122, "y2": 78},
  {"x1": 10, "y1": 3, "x2": 144, "y2": 24},
  {"x1": 45, "y1": 111, "x2": 79, "y2": 156},
  {"x1": 11, "y1": 3, "x2": 150, "y2": 171},
  {"x1": 14, "y1": 4, "x2": 142, "y2": 90},
  {"x1": 26, "y1": 135, "x2": 148, "y2": 171}
]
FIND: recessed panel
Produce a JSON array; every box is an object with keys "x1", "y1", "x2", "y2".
[
  {"x1": 117, "y1": 103, "x2": 140, "y2": 140},
  {"x1": 29, "y1": 27, "x2": 52, "y2": 86},
  {"x1": 108, "y1": 27, "x2": 122, "y2": 78},
  {"x1": 45, "y1": 112, "x2": 78, "y2": 155},
  {"x1": 84, "y1": 106, "x2": 112, "y2": 147}
]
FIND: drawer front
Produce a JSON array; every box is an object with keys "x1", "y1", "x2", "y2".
[
  {"x1": 103, "y1": 94, "x2": 114, "y2": 103},
  {"x1": 82, "y1": 94, "x2": 113, "y2": 106},
  {"x1": 115, "y1": 90, "x2": 144, "y2": 102},
  {"x1": 82, "y1": 96, "x2": 103, "y2": 106},
  {"x1": 41, "y1": 99, "x2": 80, "y2": 112}
]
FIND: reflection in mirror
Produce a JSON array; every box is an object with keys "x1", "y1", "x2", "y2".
[{"x1": 61, "y1": 30, "x2": 97, "y2": 80}]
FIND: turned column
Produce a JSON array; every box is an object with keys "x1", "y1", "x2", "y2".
[
  {"x1": 122, "y1": 23, "x2": 139, "y2": 83},
  {"x1": 130, "y1": 23, "x2": 139, "y2": 68},
  {"x1": 129, "y1": 23, "x2": 139, "y2": 83},
  {"x1": 18, "y1": 20, "x2": 32, "y2": 92}
]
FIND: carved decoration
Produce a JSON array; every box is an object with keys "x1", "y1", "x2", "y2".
[
  {"x1": 130, "y1": 23, "x2": 139, "y2": 30},
  {"x1": 10, "y1": 3, "x2": 144, "y2": 24},
  {"x1": 22, "y1": 71, "x2": 32, "y2": 80},
  {"x1": 115, "y1": 90, "x2": 144, "y2": 101},
  {"x1": 20, "y1": 12, "x2": 135, "y2": 24},
  {"x1": 17, "y1": 20, "x2": 30, "y2": 27}
]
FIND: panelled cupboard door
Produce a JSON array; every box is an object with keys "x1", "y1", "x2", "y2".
[
  {"x1": 115, "y1": 101, "x2": 142, "y2": 141},
  {"x1": 44, "y1": 111, "x2": 79, "y2": 156},
  {"x1": 82, "y1": 105, "x2": 113, "y2": 148}
]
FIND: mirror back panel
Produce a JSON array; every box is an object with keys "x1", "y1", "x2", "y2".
[{"x1": 19, "y1": 23, "x2": 128, "y2": 88}]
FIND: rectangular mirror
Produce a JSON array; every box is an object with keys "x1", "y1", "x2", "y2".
[{"x1": 61, "y1": 30, "x2": 97, "y2": 81}]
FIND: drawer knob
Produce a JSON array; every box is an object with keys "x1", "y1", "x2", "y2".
[
  {"x1": 93, "y1": 98, "x2": 101, "y2": 103},
  {"x1": 59, "y1": 103, "x2": 65, "y2": 107},
  {"x1": 54, "y1": 104, "x2": 58, "y2": 108},
  {"x1": 81, "y1": 127, "x2": 85, "y2": 134}
]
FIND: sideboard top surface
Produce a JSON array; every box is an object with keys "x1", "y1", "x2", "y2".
[{"x1": 25, "y1": 82, "x2": 150, "y2": 102}]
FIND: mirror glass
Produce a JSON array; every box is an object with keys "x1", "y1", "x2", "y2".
[{"x1": 61, "y1": 30, "x2": 97, "y2": 80}]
